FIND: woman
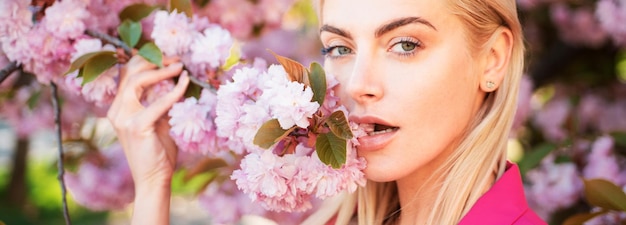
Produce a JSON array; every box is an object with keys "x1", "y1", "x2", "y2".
[{"x1": 107, "y1": 0, "x2": 546, "y2": 224}]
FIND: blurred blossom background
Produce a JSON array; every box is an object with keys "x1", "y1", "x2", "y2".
[{"x1": 0, "y1": 0, "x2": 625, "y2": 224}]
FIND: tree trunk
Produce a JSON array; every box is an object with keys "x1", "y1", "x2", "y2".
[{"x1": 4, "y1": 138, "x2": 29, "y2": 208}]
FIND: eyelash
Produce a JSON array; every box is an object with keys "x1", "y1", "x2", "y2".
[
  {"x1": 321, "y1": 38, "x2": 423, "y2": 59},
  {"x1": 389, "y1": 37, "x2": 422, "y2": 58},
  {"x1": 321, "y1": 46, "x2": 351, "y2": 59}
]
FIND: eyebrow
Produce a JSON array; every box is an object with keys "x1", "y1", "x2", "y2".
[
  {"x1": 320, "y1": 24, "x2": 352, "y2": 39},
  {"x1": 375, "y1": 17, "x2": 437, "y2": 37},
  {"x1": 320, "y1": 16, "x2": 437, "y2": 39}
]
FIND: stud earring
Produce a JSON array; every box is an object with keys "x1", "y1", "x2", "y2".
[{"x1": 486, "y1": 81, "x2": 495, "y2": 89}]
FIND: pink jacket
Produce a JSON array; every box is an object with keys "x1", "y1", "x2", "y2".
[{"x1": 458, "y1": 163, "x2": 547, "y2": 225}]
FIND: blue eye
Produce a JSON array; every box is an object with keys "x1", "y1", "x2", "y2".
[{"x1": 322, "y1": 46, "x2": 353, "y2": 58}]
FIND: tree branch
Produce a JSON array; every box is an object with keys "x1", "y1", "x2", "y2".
[
  {"x1": 51, "y1": 82, "x2": 72, "y2": 225},
  {"x1": 188, "y1": 74, "x2": 214, "y2": 91},
  {"x1": 0, "y1": 61, "x2": 20, "y2": 85},
  {"x1": 85, "y1": 29, "x2": 132, "y2": 56}
]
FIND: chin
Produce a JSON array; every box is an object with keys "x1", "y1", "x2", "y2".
[{"x1": 363, "y1": 165, "x2": 400, "y2": 183}]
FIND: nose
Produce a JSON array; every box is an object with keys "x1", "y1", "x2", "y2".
[{"x1": 345, "y1": 52, "x2": 383, "y2": 105}]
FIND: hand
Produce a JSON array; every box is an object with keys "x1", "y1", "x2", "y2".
[{"x1": 107, "y1": 55, "x2": 189, "y2": 190}]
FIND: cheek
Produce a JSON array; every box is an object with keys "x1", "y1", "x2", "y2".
[{"x1": 325, "y1": 60, "x2": 354, "y2": 104}]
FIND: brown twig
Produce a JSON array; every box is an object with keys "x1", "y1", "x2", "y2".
[
  {"x1": 85, "y1": 29, "x2": 132, "y2": 56},
  {"x1": 0, "y1": 61, "x2": 21, "y2": 85},
  {"x1": 50, "y1": 82, "x2": 72, "y2": 225}
]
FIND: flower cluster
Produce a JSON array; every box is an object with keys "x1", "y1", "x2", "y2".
[
  {"x1": 213, "y1": 62, "x2": 366, "y2": 212},
  {"x1": 516, "y1": 78, "x2": 626, "y2": 223},
  {"x1": 168, "y1": 89, "x2": 223, "y2": 155},
  {"x1": 198, "y1": 0, "x2": 297, "y2": 40},
  {"x1": 150, "y1": 9, "x2": 235, "y2": 81},
  {"x1": 64, "y1": 143, "x2": 135, "y2": 211}
]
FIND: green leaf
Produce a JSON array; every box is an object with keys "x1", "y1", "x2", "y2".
[
  {"x1": 65, "y1": 51, "x2": 115, "y2": 75},
  {"x1": 611, "y1": 132, "x2": 626, "y2": 149},
  {"x1": 253, "y1": 119, "x2": 294, "y2": 149},
  {"x1": 169, "y1": 0, "x2": 193, "y2": 18},
  {"x1": 583, "y1": 178, "x2": 626, "y2": 211},
  {"x1": 171, "y1": 169, "x2": 217, "y2": 195},
  {"x1": 193, "y1": 0, "x2": 210, "y2": 7},
  {"x1": 138, "y1": 42, "x2": 163, "y2": 67},
  {"x1": 221, "y1": 41, "x2": 241, "y2": 71},
  {"x1": 119, "y1": 3, "x2": 159, "y2": 22},
  {"x1": 81, "y1": 53, "x2": 118, "y2": 85},
  {"x1": 518, "y1": 143, "x2": 555, "y2": 175},
  {"x1": 183, "y1": 81, "x2": 202, "y2": 99},
  {"x1": 316, "y1": 132, "x2": 347, "y2": 169},
  {"x1": 562, "y1": 210, "x2": 609, "y2": 225},
  {"x1": 183, "y1": 158, "x2": 228, "y2": 182},
  {"x1": 270, "y1": 50, "x2": 309, "y2": 85},
  {"x1": 308, "y1": 62, "x2": 326, "y2": 106},
  {"x1": 26, "y1": 91, "x2": 41, "y2": 110},
  {"x1": 118, "y1": 19, "x2": 142, "y2": 48},
  {"x1": 326, "y1": 110, "x2": 353, "y2": 140}
]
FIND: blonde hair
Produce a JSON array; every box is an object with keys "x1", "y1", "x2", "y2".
[{"x1": 305, "y1": 0, "x2": 525, "y2": 224}]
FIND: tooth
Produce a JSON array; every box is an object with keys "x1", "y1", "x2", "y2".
[
  {"x1": 360, "y1": 123, "x2": 375, "y2": 132},
  {"x1": 368, "y1": 128, "x2": 395, "y2": 136}
]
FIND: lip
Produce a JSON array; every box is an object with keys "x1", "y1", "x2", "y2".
[{"x1": 349, "y1": 115, "x2": 398, "y2": 152}]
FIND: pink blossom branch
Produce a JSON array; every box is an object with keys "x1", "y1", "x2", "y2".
[
  {"x1": 0, "y1": 61, "x2": 20, "y2": 85},
  {"x1": 50, "y1": 82, "x2": 73, "y2": 225},
  {"x1": 85, "y1": 29, "x2": 133, "y2": 56},
  {"x1": 84, "y1": 30, "x2": 215, "y2": 91}
]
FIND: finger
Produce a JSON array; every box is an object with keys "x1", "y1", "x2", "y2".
[
  {"x1": 162, "y1": 56, "x2": 181, "y2": 67},
  {"x1": 135, "y1": 72, "x2": 190, "y2": 128},
  {"x1": 120, "y1": 55, "x2": 159, "y2": 89},
  {"x1": 126, "y1": 63, "x2": 184, "y2": 96},
  {"x1": 155, "y1": 117, "x2": 178, "y2": 165}
]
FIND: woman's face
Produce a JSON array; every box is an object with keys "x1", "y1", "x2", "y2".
[{"x1": 321, "y1": 0, "x2": 487, "y2": 182}]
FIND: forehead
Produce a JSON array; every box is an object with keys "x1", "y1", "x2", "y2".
[{"x1": 321, "y1": 0, "x2": 450, "y2": 31}]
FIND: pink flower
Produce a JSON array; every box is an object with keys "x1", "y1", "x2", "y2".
[
  {"x1": 64, "y1": 143, "x2": 135, "y2": 211},
  {"x1": 232, "y1": 151, "x2": 313, "y2": 212},
  {"x1": 257, "y1": 0, "x2": 297, "y2": 29},
  {"x1": 19, "y1": 26, "x2": 74, "y2": 83},
  {"x1": 216, "y1": 66, "x2": 268, "y2": 153},
  {"x1": 202, "y1": 0, "x2": 259, "y2": 40},
  {"x1": 80, "y1": 66, "x2": 119, "y2": 107},
  {"x1": 42, "y1": 0, "x2": 89, "y2": 40},
  {"x1": 551, "y1": 3, "x2": 607, "y2": 47},
  {"x1": 142, "y1": 80, "x2": 175, "y2": 105},
  {"x1": 597, "y1": 101, "x2": 626, "y2": 133},
  {"x1": 533, "y1": 95, "x2": 571, "y2": 142},
  {"x1": 199, "y1": 180, "x2": 267, "y2": 224},
  {"x1": 583, "y1": 136, "x2": 622, "y2": 184},
  {"x1": 67, "y1": 38, "x2": 118, "y2": 107},
  {"x1": 0, "y1": 84, "x2": 54, "y2": 138},
  {"x1": 526, "y1": 155, "x2": 582, "y2": 219},
  {"x1": 232, "y1": 141, "x2": 366, "y2": 212},
  {"x1": 190, "y1": 25, "x2": 235, "y2": 69},
  {"x1": 168, "y1": 90, "x2": 222, "y2": 156},
  {"x1": 0, "y1": 0, "x2": 32, "y2": 42},
  {"x1": 71, "y1": 38, "x2": 114, "y2": 61},
  {"x1": 516, "y1": 0, "x2": 543, "y2": 10},
  {"x1": 258, "y1": 65, "x2": 320, "y2": 129},
  {"x1": 576, "y1": 94, "x2": 605, "y2": 132},
  {"x1": 596, "y1": 0, "x2": 626, "y2": 46},
  {"x1": 151, "y1": 10, "x2": 197, "y2": 56}
]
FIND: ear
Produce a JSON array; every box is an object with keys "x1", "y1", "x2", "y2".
[{"x1": 479, "y1": 28, "x2": 513, "y2": 92}]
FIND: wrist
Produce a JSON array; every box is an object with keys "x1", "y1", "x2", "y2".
[{"x1": 135, "y1": 177, "x2": 172, "y2": 195}]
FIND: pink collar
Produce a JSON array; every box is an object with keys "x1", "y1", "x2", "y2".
[{"x1": 458, "y1": 162, "x2": 546, "y2": 225}]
